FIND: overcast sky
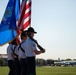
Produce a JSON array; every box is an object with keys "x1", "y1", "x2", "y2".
[{"x1": 0, "y1": 0, "x2": 76, "y2": 60}]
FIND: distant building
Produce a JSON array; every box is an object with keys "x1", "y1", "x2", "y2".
[{"x1": 54, "y1": 60, "x2": 76, "y2": 66}]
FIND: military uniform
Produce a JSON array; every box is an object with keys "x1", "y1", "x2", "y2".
[
  {"x1": 21, "y1": 37, "x2": 37, "y2": 75},
  {"x1": 18, "y1": 41, "x2": 27, "y2": 75},
  {"x1": 11, "y1": 44, "x2": 21, "y2": 75},
  {"x1": 7, "y1": 43, "x2": 15, "y2": 75}
]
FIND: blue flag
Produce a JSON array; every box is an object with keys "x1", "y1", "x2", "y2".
[
  {"x1": 0, "y1": 0, "x2": 20, "y2": 46},
  {"x1": 9, "y1": 0, "x2": 20, "y2": 29},
  {"x1": 15, "y1": 0, "x2": 20, "y2": 21},
  {"x1": 0, "y1": 30, "x2": 17, "y2": 45}
]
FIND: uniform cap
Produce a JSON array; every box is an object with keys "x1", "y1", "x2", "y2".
[{"x1": 26, "y1": 27, "x2": 37, "y2": 33}]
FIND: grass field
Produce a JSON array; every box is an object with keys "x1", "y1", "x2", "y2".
[{"x1": 0, "y1": 66, "x2": 76, "y2": 75}]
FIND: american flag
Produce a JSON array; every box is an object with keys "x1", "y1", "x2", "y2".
[
  {"x1": 18, "y1": 0, "x2": 31, "y2": 30},
  {"x1": 16, "y1": 0, "x2": 32, "y2": 44}
]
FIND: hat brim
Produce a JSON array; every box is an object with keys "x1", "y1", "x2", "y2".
[
  {"x1": 24, "y1": 30, "x2": 37, "y2": 34},
  {"x1": 34, "y1": 31, "x2": 37, "y2": 34}
]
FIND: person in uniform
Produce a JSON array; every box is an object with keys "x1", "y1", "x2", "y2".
[
  {"x1": 11, "y1": 39, "x2": 21, "y2": 75},
  {"x1": 18, "y1": 31, "x2": 27, "y2": 75},
  {"x1": 21, "y1": 27, "x2": 45, "y2": 75},
  {"x1": 7, "y1": 42, "x2": 15, "y2": 75}
]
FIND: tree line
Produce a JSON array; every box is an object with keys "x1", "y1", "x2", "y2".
[{"x1": 0, "y1": 58, "x2": 76, "y2": 66}]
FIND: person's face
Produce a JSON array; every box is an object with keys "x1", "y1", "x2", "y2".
[
  {"x1": 30, "y1": 32, "x2": 34, "y2": 37},
  {"x1": 22, "y1": 36, "x2": 27, "y2": 41}
]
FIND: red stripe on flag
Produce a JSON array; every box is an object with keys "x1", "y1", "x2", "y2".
[
  {"x1": 24, "y1": 10, "x2": 31, "y2": 19},
  {"x1": 23, "y1": 19, "x2": 31, "y2": 29},
  {"x1": 26, "y1": 2, "x2": 31, "y2": 9}
]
